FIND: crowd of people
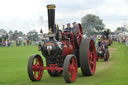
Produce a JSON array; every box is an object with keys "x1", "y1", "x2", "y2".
[
  {"x1": 0, "y1": 40, "x2": 14, "y2": 47},
  {"x1": 16, "y1": 39, "x2": 33, "y2": 46},
  {"x1": 1, "y1": 21, "x2": 127, "y2": 48},
  {"x1": 0, "y1": 39, "x2": 34, "y2": 47},
  {"x1": 111, "y1": 34, "x2": 128, "y2": 46}
]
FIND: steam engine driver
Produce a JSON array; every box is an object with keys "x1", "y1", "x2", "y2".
[
  {"x1": 63, "y1": 23, "x2": 72, "y2": 41},
  {"x1": 65, "y1": 23, "x2": 72, "y2": 32}
]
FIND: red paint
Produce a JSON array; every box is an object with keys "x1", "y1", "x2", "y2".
[
  {"x1": 88, "y1": 39, "x2": 96, "y2": 74},
  {"x1": 68, "y1": 57, "x2": 78, "y2": 82},
  {"x1": 76, "y1": 24, "x2": 83, "y2": 48},
  {"x1": 32, "y1": 56, "x2": 43, "y2": 80},
  {"x1": 60, "y1": 24, "x2": 83, "y2": 57},
  {"x1": 61, "y1": 32, "x2": 75, "y2": 57},
  {"x1": 32, "y1": 64, "x2": 63, "y2": 74}
]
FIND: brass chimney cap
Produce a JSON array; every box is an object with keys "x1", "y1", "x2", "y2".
[{"x1": 47, "y1": 4, "x2": 56, "y2": 9}]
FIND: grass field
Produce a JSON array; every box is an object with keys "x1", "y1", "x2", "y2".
[{"x1": 0, "y1": 42, "x2": 128, "y2": 85}]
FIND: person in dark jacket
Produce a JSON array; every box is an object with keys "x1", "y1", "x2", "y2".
[{"x1": 97, "y1": 37, "x2": 108, "y2": 51}]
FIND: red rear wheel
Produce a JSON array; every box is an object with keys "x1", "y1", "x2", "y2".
[
  {"x1": 72, "y1": 24, "x2": 83, "y2": 48},
  {"x1": 28, "y1": 54, "x2": 43, "y2": 81},
  {"x1": 63, "y1": 55, "x2": 78, "y2": 83},
  {"x1": 80, "y1": 37, "x2": 96, "y2": 76},
  {"x1": 88, "y1": 40, "x2": 96, "y2": 74}
]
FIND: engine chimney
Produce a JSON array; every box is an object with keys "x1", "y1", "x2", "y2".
[{"x1": 47, "y1": 4, "x2": 56, "y2": 33}]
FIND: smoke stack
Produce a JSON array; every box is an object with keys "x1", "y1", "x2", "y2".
[{"x1": 47, "y1": 4, "x2": 56, "y2": 33}]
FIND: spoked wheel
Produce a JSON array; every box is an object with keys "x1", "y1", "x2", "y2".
[
  {"x1": 28, "y1": 54, "x2": 43, "y2": 81},
  {"x1": 46, "y1": 61, "x2": 63, "y2": 77},
  {"x1": 80, "y1": 37, "x2": 96, "y2": 76},
  {"x1": 63, "y1": 55, "x2": 78, "y2": 83},
  {"x1": 72, "y1": 24, "x2": 83, "y2": 48}
]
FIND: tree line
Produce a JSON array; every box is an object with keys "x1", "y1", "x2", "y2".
[{"x1": 81, "y1": 14, "x2": 128, "y2": 36}]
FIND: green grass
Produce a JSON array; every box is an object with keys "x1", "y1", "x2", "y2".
[{"x1": 0, "y1": 42, "x2": 128, "y2": 85}]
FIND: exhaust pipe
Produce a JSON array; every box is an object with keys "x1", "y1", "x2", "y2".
[{"x1": 47, "y1": 4, "x2": 56, "y2": 33}]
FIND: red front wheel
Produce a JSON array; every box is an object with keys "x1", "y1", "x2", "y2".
[
  {"x1": 28, "y1": 54, "x2": 43, "y2": 81},
  {"x1": 63, "y1": 55, "x2": 78, "y2": 83}
]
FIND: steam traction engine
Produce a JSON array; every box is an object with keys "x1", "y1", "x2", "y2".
[{"x1": 27, "y1": 4, "x2": 96, "y2": 83}]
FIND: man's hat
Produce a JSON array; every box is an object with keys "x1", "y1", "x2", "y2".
[
  {"x1": 67, "y1": 23, "x2": 70, "y2": 25},
  {"x1": 72, "y1": 22, "x2": 76, "y2": 24}
]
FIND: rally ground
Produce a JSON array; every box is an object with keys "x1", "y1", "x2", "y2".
[{"x1": 0, "y1": 42, "x2": 128, "y2": 85}]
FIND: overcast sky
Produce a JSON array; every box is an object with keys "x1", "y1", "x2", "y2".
[{"x1": 0, "y1": 0, "x2": 128, "y2": 33}]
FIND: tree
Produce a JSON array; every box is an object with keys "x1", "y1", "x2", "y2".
[
  {"x1": 103, "y1": 29, "x2": 111, "y2": 39},
  {"x1": 81, "y1": 14, "x2": 105, "y2": 36},
  {"x1": 8, "y1": 30, "x2": 13, "y2": 35},
  {"x1": 115, "y1": 27, "x2": 127, "y2": 32},
  {"x1": 18, "y1": 31, "x2": 24, "y2": 37},
  {"x1": 0, "y1": 29, "x2": 8, "y2": 40}
]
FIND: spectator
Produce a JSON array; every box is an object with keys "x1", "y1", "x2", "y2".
[
  {"x1": 72, "y1": 22, "x2": 77, "y2": 27},
  {"x1": 5, "y1": 40, "x2": 8, "y2": 47},
  {"x1": 23, "y1": 40, "x2": 26, "y2": 46},
  {"x1": 30, "y1": 40, "x2": 32, "y2": 46},
  {"x1": 27, "y1": 40, "x2": 29, "y2": 46}
]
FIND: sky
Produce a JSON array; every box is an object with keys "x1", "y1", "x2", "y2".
[{"x1": 0, "y1": 0, "x2": 128, "y2": 33}]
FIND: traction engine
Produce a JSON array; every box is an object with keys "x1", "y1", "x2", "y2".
[{"x1": 27, "y1": 4, "x2": 96, "y2": 83}]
